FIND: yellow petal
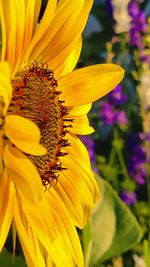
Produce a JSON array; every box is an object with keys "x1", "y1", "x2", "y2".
[
  {"x1": 66, "y1": 105, "x2": 94, "y2": 134},
  {"x1": 22, "y1": 0, "x2": 42, "y2": 53},
  {"x1": 32, "y1": 1, "x2": 42, "y2": 33},
  {"x1": 69, "y1": 115, "x2": 94, "y2": 135},
  {"x1": 27, "y1": 231, "x2": 47, "y2": 267},
  {"x1": 0, "y1": 2, "x2": 6, "y2": 62},
  {"x1": 59, "y1": 64, "x2": 125, "y2": 106},
  {"x1": 52, "y1": 37, "x2": 82, "y2": 79},
  {"x1": 26, "y1": 0, "x2": 92, "y2": 68},
  {"x1": 53, "y1": 133, "x2": 99, "y2": 228},
  {"x1": 68, "y1": 104, "x2": 92, "y2": 117},
  {"x1": 21, "y1": 199, "x2": 55, "y2": 250},
  {"x1": 5, "y1": 115, "x2": 46, "y2": 155},
  {"x1": 0, "y1": 169, "x2": 14, "y2": 251},
  {"x1": 46, "y1": 35, "x2": 80, "y2": 75},
  {"x1": 52, "y1": 177, "x2": 84, "y2": 228},
  {"x1": 1, "y1": 1, "x2": 42, "y2": 75},
  {"x1": 23, "y1": 0, "x2": 57, "y2": 65},
  {"x1": 14, "y1": 197, "x2": 42, "y2": 267},
  {"x1": 46, "y1": 256, "x2": 52, "y2": 267},
  {"x1": 0, "y1": 132, "x2": 3, "y2": 175},
  {"x1": 59, "y1": 160, "x2": 94, "y2": 227},
  {"x1": 43, "y1": 190, "x2": 84, "y2": 267},
  {"x1": 66, "y1": 134, "x2": 99, "y2": 201},
  {"x1": 1, "y1": 1, "x2": 24, "y2": 74},
  {"x1": 0, "y1": 61, "x2": 12, "y2": 115},
  {"x1": 4, "y1": 145, "x2": 43, "y2": 203},
  {"x1": 0, "y1": 61, "x2": 12, "y2": 97}
]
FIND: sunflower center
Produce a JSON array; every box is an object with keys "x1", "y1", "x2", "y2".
[{"x1": 10, "y1": 63, "x2": 72, "y2": 187}]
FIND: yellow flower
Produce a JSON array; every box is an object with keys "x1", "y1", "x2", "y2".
[{"x1": 0, "y1": 1, "x2": 124, "y2": 267}]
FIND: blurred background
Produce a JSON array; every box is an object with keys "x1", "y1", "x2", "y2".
[{"x1": 80, "y1": 0, "x2": 150, "y2": 266}]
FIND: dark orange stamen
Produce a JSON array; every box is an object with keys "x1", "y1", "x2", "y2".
[{"x1": 11, "y1": 63, "x2": 71, "y2": 187}]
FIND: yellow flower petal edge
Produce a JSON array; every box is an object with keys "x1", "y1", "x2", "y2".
[
  {"x1": 59, "y1": 64, "x2": 125, "y2": 106},
  {"x1": 69, "y1": 115, "x2": 94, "y2": 135},
  {"x1": 24, "y1": 0, "x2": 92, "y2": 69},
  {"x1": 54, "y1": 37, "x2": 82, "y2": 79},
  {"x1": 4, "y1": 145, "x2": 43, "y2": 203},
  {"x1": 0, "y1": 62, "x2": 12, "y2": 115},
  {"x1": 21, "y1": 200, "x2": 55, "y2": 250},
  {"x1": 44, "y1": 189, "x2": 84, "y2": 267},
  {"x1": 68, "y1": 103, "x2": 92, "y2": 117},
  {"x1": 14, "y1": 197, "x2": 41, "y2": 267},
  {"x1": 0, "y1": 170, "x2": 14, "y2": 252},
  {"x1": 22, "y1": 0, "x2": 57, "y2": 65},
  {"x1": 5, "y1": 115, "x2": 47, "y2": 155},
  {"x1": 56, "y1": 133, "x2": 100, "y2": 228}
]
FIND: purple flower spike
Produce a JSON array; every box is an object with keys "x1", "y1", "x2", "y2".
[
  {"x1": 116, "y1": 111, "x2": 128, "y2": 126},
  {"x1": 128, "y1": 2, "x2": 139, "y2": 17},
  {"x1": 128, "y1": 0, "x2": 148, "y2": 50},
  {"x1": 108, "y1": 85, "x2": 127, "y2": 105},
  {"x1": 100, "y1": 102, "x2": 116, "y2": 125},
  {"x1": 134, "y1": 173, "x2": 145, "y2": 185},
  {"x1": 127, "y1": 133, "x2": 147, "y2": 185},
  {"x1": 146, "y1": 132, "x2": 150, "y2": 143},
  {"x1": 121, "y1": 191, "x2": 137, "y2": 206}
]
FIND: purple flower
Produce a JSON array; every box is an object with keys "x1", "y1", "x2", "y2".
[
  {"x1": 129, "y1": 160, "x2": 146, "y2": 185},
  {"x1": 128, "y1": 0, "x2": 148, "y2": 50},
  {"x1": 145, "y1": 132, "x2": 150, "y2": 143},
  {"x1": 100, "y1": 102, "x2": 116, "y2": 125},
  {"x1": 128, "y1": 1, "x2": 139, "y2": 17},
  {"x1": 138, "y1": 131, "x2": 150, "y2": 143},
  {"x1": 140, "y1": 53, "x2": 150, "y2": 65},
  {"x1": 133, "y1": 146, "x2": 146, "y2": 162},
  {"x1": 130, "y1": 31, "x2": 144, "y2": 49},
  {"x1": 127, "y1": 133, "x2": 147, "y2": 185},
  {"x1": 137, "y1": 12, "x2": 147, "y2": 33},
  {"x1": 134, "y1": 173, "x2": 145, "y2": 185},
  {"x1": 116, "y1": 111, "x2": 128, "y2": 126},
  {"x1": 121, "y1": 191, "x2": 137, "y2": 206},
  {"x1": 108, "y1": 85, "x2": 127, "y2": 105},
  {"x1": 100, "y1": 87, "x2": 128, "y2": 127}
]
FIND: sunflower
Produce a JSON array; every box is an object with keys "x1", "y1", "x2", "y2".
[{"x1": 0, "y1": 1, "x2": 124, "y2": 267}]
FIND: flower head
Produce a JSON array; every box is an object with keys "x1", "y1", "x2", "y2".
[{"x1": 0, "y1": 1, "x2": 124, "y2": 266}]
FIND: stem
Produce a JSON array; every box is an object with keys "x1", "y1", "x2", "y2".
[
  {"x1": 113, "y1": 128, "x2": 130, "y2": 181},
  {"x1": 109, "y1": 146, "x2": 116, "y2": 166}
]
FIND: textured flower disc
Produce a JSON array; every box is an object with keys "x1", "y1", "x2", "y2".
[{"x1": 11, "y1": 63, "x2": 72, "y2": 187}]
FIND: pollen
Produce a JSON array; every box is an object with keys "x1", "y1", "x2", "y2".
[{"x1": 10, "y1": 63, "x2": 72, "y2": 187}]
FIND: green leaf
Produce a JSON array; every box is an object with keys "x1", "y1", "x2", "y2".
[
  {"x1": 82, "y1": 222, "x2": 93, "y2": 267},
  {"x1": 83, "y1": 177, "x2": 142, "y2": 266},
  {"x1": 143, "y1": 240, "x2": 150, "y2": 267},
  {"x1": 0, "y1": 249, "x2": 27, "y2": 267},
  {"x1": 89, "y1": 180, "x2": 116, "y2": 265}
]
